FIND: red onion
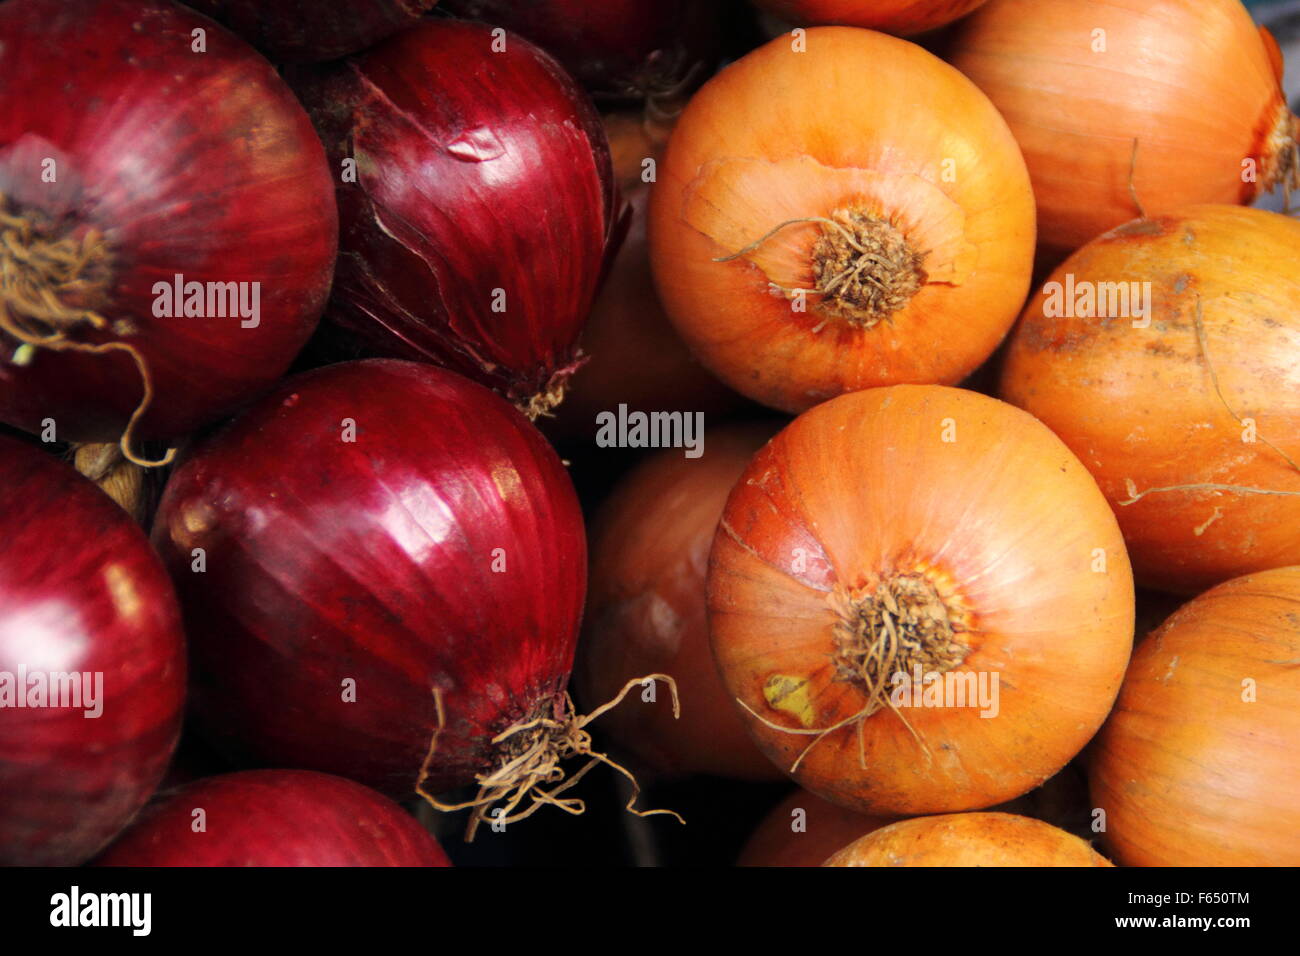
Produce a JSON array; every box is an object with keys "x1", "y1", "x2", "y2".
[
  {"x1": 0, "y1": 0, "x2": 337, "y2": 463},
  {"x1": 182, "y1": 0, "x2": 439, "y2": 62},
  {"x1": 152, "y1": 360, "x2": 614, "y2": 833},
  {"x1": 0, "y1": 434, "x2": 186, "y2": 866},
  {"x1": 293, "y1": 20, "x2": 621, "y2": 418},
  {"x1": 96, "y1": 770, "x2": 451, "y2": 866},
  {"x1": 443, "y1": 0, "x2": 723, "y2": 102}
]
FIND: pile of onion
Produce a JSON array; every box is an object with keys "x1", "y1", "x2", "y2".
[
  {"x1": 576, "y1": 424, "x2": 783, "y2": 781},
  {"x1": 708, "y1": 385, "x2": 1134, "y2": 815},
  {"x1": 1000, "y1": 205, "x2": 1300, "y2": 594},
  {"x1": 97, "y1": 770, "x2": 450, "y2": 866},
  {"x1": 153, "y1": 360, "x2": 671, "y2": 836},
  {"x1": 949, "y1": 0, "x2": 1299, "y2": 254},
  {"x1": 752, "y1": 0, "x2": 990, "y2": 35},
  {"x1": 823, "y1": 813, "x2": 1112, "y2": 866},
  {"x1": 0, "y1": 434, "x2": 186, "y2": 865},
  {"x1": 442, "y1": 0, "x2": 722, "y2": 103},
  {"x1": 649, "y1": 27, "x2": 1035, "y2": 414},
  {"x1": 294, "y1": 20, "x2": 621, "y2": 419},
  {"x1": 0, "y1": 0, "x2": 337, "y2": 463},
  {"x1": 183, "y1": 0, "x2": 438, "y2": 62},
  {"x1": 1090, "y1": 566, "x2": 1300, "y2": 866}
]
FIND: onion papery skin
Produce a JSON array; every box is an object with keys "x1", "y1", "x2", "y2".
[
  {"x1": 0, "y1": 435, "x2": 185, "y2": 866},
  {"x1": 96, "y1": 770, "x2": 451, "y2": 866},
  {"x1": 0, "y1": 0, "x2": 337, "y2": 445},
  {"x1": 576, "y1": 424, "x2": 783, "y2": 781},
  {"x1": 753, "y1": 0, "x2": 989, "y2": 35},
  {"x1": 182, "y1": 1, "x2": 439, "y2": 63},
  {"x1": 823, "y1": 812, "x2": 1112, "y2": 866},
  {"x1": 708, "y1": 385, "x2": 1134, "y2": 816},
  {"x1": 151, "y1": 360, "x2": 586, "y2": 798},
  {"x1": 649, "y1": 28, "x2": 1035, "y2": 415},
  {"x1": 999, "y1": 205, "x2": 1300, "y2": 595},
  {"x1": 949, "y1": 0, "x2": 1299, "y2": 254},
  {"x1": 738, "y1": 788, "x2": 889, "y2": 866},
  {"x1": 1090, "y1": 567, "x2": 1300, "y2": 867},
  {"x1": 294, "y1": 20, "x2": 620, "y2": 416},
  {"x1": 443, "y1": 0, "x2": 722, "y2": 102}
]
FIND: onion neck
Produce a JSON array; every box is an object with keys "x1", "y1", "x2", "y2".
[
  {"x1": 1260, "y1": 102, "x2": 1299, "y2": 199},
  {"x1": 831, "y1": 573, "x2": 969, "y2": 712},
  {"x1": 517, "y1": 356, "x2": 582, "y2": 421},
  {"x1": 810, "y1": 209, "x2": 927, "y2": 330}
]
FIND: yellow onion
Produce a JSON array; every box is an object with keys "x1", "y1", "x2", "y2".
[{"x1": 950, "y1": 0, "x2": 1299, "y2": 253}]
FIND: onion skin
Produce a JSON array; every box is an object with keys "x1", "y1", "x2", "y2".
[
  {"x1": 151, "y1": 360, "x2": 586, "y2": 798},
  {"x1": 649, "y1": 28, "x2": 1035, "y2": 414},
  {"x1": 708, "y1": 385, "x2": 1134, "y2": 816},
  {"x1": 96, "y1": 770, "x2": 451, "y2": 867},
  {"x1": 738, "y1": 788, "x2": 889, "y2": 866},
  {"x1": 753, "y1": 0, "x2": 989, "y2": 35},
  {"x1": 443, "y1": 0, "x2": 722, "y2": 101},
  {"x1": 1000, "y1": 205, "x2": 1300, "y2": 595},
  {"x1": 950, "y1": 0, "x2": 1299, "y2": 254},
  {"x1": 823, "y1": 812, "x2": 1112, "y2": 866},
  {"x1": 1090, "y1": 567, "x2": 1300, "y2": 867},
  {"x1": 577, "y1": 424, "x2": 783, "y2": 781},
  {"x1": 294, "y1": 20, "x2": 619, "y2": 416},
  {"x1": 182, "y1": 1, "x2": 438, "y2": 62},
  {"x1": 0, "y1": 435, "x2": 185, "y2": 866},
  {"x1": 0, "y1": 0, "x2": 337, "y2": 445}
]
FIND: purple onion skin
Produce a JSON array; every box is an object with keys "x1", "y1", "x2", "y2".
[
  {"x1": 444, "y1": 0, "x2": 724, "y2": 101},
  {"x1": 182, "y1": 0, "x2": 439, "y2": 63},
  {"x1": 0, "y1": 435, "x2": 186, "y2": 866},
  {"x1": 294, "y1": 20, "x2": 621, "y2": 412},
  {"x1": 0, "y1": 0, "x2": 338, "y2": 444},
  {"x1": 96, "y1": 770, "x2": 452, "y2": 866},
  {"x1": 151, "y1": 360, "x2": 587, "y2": 799}
]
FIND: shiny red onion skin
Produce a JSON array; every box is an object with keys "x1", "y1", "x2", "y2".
[
  {"x1": 444, "y1": 0, "x2": 723, "y2": 100},
  {"x1": 0, "y1": 0, "x2": 337, "y2": 443},
  {"x1": 294, "y1": 20, "x2": 619, "y2": 409},
  {"x1": 182, "y1": 0, "x2": 439, "y2": 62},
  {"x1": 0, "y1": 435, "x2": 186, "y2": 866},
  {"x1": 151, "y1": 360, "x2": 587, "y2": 798},
  {"x1": 96, "y1": 770, "x2": 451, "y2": 866}
]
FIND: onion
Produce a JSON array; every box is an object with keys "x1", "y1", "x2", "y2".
[
  {"x1": 949, "y1": 0, "x2": 1299, "y2": 254},
  {"x1": 649, "y1": 27, "x2": 1035, "y2": 414},
  {"x1": 0, "y1": 434, "x2": 186, "y2": 866},
  {"x1": 576, "y1": 424, "x2": 783, "y2": 781},
  {"x1": 182, "y1": 1, "x2": 439, "y2": 62},
  {"x1": 1090, "y1": 566, "x2": 1300, "y2": 866},
  {"x1": 708, "y1": 385, "x2": 1134, "y2": 816},
  {"x1": 442, "y1": 0, "x2": 722, "y2": 102},
  {"x1": 96, "y1": 770, "x2": 450, "y2": 866},
  {"x1": 154, "y1": 360, "x2": 671, "y2": 836},
  {"x1": 823, "y1": 812, "x2": 1112, "y2": 866},
  {"x1": 0, "y1": 0, "x2": 338, "y2": 464},
  {"x1": 738, "y1": 788, "x2": 889, "y2": 866},
  {"x1": 547, "y1": 115, "x2": 743, "y2": 442},
  {"x1": 293, "y1": 20, "x2": 621, "y2": 418},
  {"x1": 751, "y1": 0, "x2": 989, "y2": 35},
  {"x1": 1000, "y1": 205, "x2": 1300, "y2": 594}
]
